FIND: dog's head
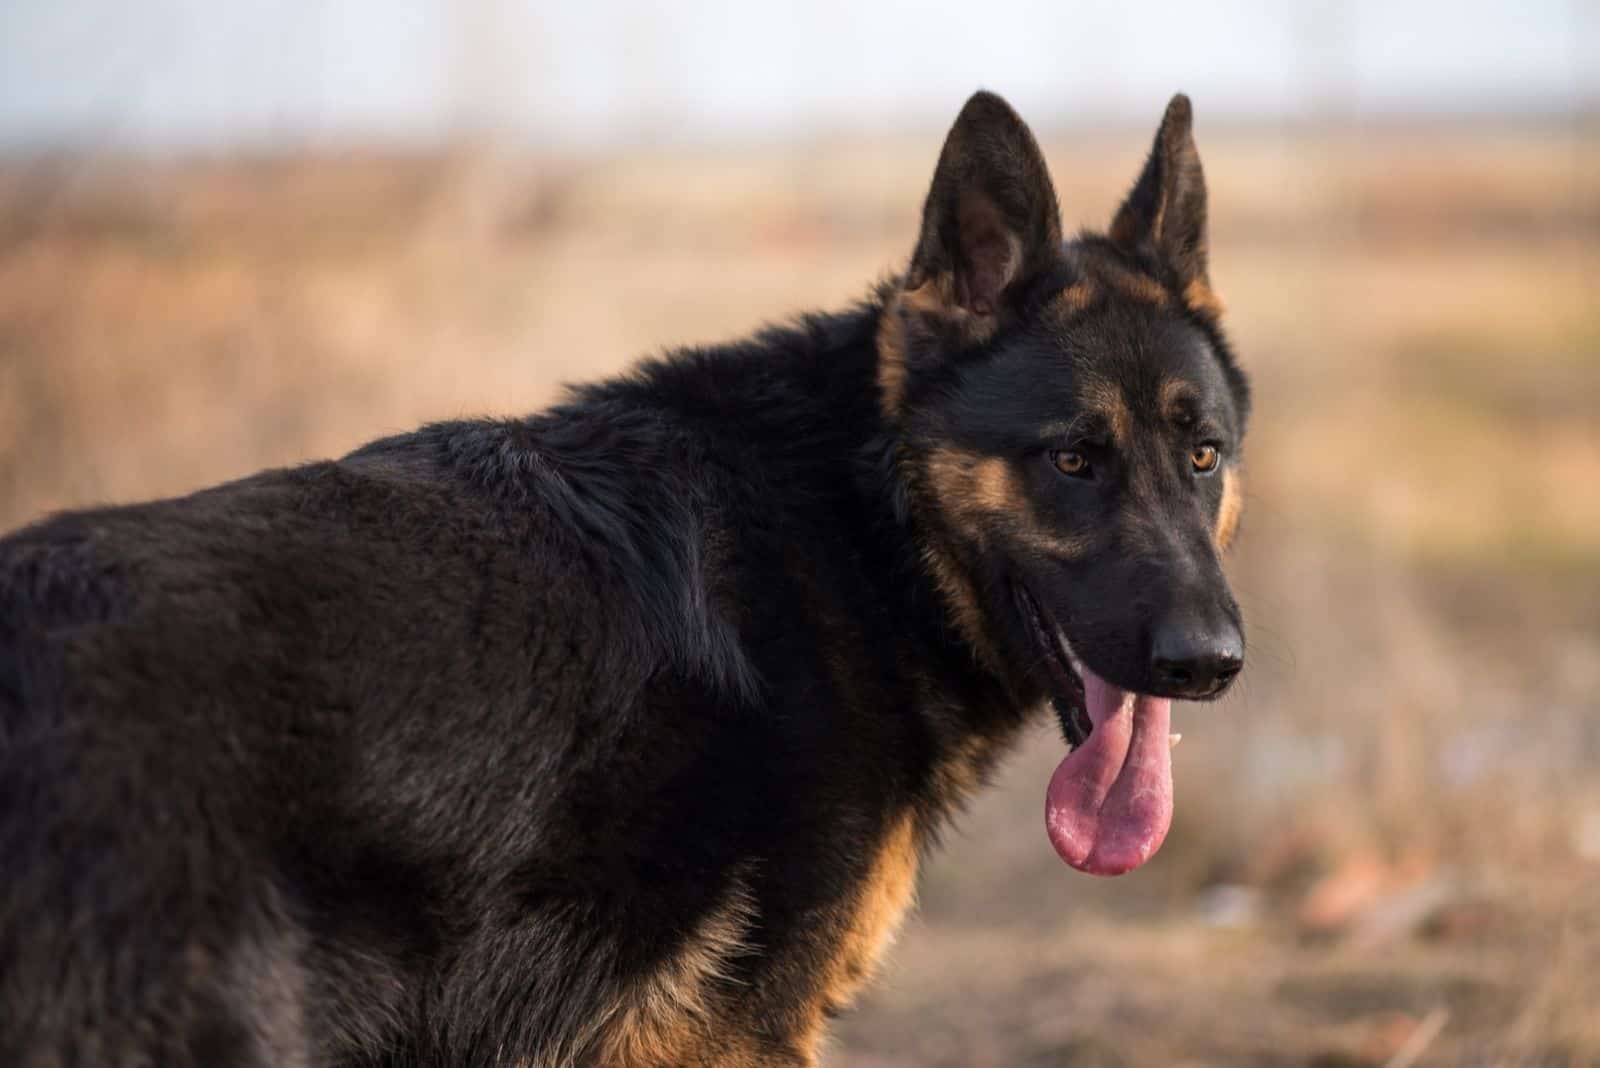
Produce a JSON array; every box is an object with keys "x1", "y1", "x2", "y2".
[{"x1": 881, "y1": 92, "x2": 1249, "y2": 875}]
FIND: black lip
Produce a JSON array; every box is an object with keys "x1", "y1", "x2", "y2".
[{"x1": 1014, "y1": 584, "x2": 1093, "y2": 748}]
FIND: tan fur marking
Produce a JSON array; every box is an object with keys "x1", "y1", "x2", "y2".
[
  {"x1": 908, "y1": 446, "x2": 998, "y2": 664},
  {"x1": 1099, "y1": 261, "x2": 1169, "y2": 306},
  {"x1": 1052, "y1": 280, "x2": 1099, "y2": 317},
  {"x1": 1215, "y1": 467, "x2": 1243, "y2": 550},
  {"x1": 592, "y1": 876, "x2": 758, "y2": 1067},
  {"x1": 918, "y1": 447, "x2": 1094, "y2": 651},
  {"x1": 970, "y1": 457, "x2": 1021, "y2": 515},
  {"x1": 1183, "y1": 277, "x2": 1226, "y2": 318},
  {"x1": 923, "y1": 447, "x2": 1017, "y2": 534},
  {"x1": 1081, "y1": 379, "x2": 1133, "y2": 444},
  {"x1": 923, "y1": 447, "x2": 979, "y2": 525},
  {"x1": 918, "y1": 541, "x2": 996, "y2": 668},
  {"x1": 898, "y1": 277, "x2": 950, "y2": 317},
  {"x1": 931, "y1": 733, "x2": 991, "y2": 799},
  {"x1": 1015, "y1": 528, "x2": 1093, "y2": 560},
  {"x1": 897, "y1": 276, "x2": 996, "y2": 346},
  {"x1": 820, "y1": 813, "x2": 920, "y2": 1016},
  {"x1": 921, "y1": 448, "x2": 1012, "y2": 653},
  {"x1": 877, "y1": 278, "x2": 1000, "y2": 420},
  {"x1": 875, "y1": 300, "x2": 909, "y2": 419}
]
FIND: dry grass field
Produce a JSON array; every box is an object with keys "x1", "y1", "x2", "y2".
[{"x1": 1, "y1": 122, "x2": 1597, "y2": 1065}]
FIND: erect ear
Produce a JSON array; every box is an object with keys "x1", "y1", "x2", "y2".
[
  {"x1": 905, "y1": 91, "x2": 1062, "y2": 319},
  {"x1": 1110, "y1": 94, "x2": 1210, "y2": 292}
]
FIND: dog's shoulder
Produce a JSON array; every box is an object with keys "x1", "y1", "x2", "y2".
[{"x1": 387, "y1": 405, "x2": 761, "y2": 701}]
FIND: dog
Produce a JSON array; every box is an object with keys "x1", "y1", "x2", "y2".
[{"x1": 0, "y1": 91, "x2": 1249, "y2": 1066}]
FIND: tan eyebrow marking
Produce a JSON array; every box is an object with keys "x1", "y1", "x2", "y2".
[
  {"x1": 1079, "y1": 379, "x2": 1132, "y2": 445},
  {"x1": 1052, "y1": 280, "x2": 1100, "y2": 317},
  {"x1": 1097, "y1": 260, "x2": 1169, "y2": 306}
]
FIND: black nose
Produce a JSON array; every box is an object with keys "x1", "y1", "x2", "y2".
[{"x1": 1150, "y1": 620, "x2": 1243, "y2": 699}]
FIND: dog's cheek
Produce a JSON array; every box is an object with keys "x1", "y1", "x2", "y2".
[{"x1": 1215, "y1": 467, "x2": 1243, "y2": 551}]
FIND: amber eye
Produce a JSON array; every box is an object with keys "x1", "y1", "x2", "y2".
[
  {"x1": 1052, "y1": 450, "x2": 1090, "y2": 478},
  {"x1": 1191, "y1": 444, "x2": 1220, "y2": 473}
]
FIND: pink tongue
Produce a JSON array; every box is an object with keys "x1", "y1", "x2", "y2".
[{"x1": 1044, "y1": 669, "x2": 1173, "y2": 876}]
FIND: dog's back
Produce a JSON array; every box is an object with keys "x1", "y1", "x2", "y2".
[
  {"x1": 0, "y1": 453, "x2": 508, "y2": 1062},
  {"x1": 0, "y1": 417, "x2": 781, "y2": 1064}
]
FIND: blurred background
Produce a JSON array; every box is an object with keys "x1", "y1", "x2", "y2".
[{"x1": 2, "y1": 2, "x2": 1597, "y2": 1064}]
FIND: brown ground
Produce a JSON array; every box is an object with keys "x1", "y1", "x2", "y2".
[{"x1": 2, "y1": 122, "x2": 1597, "y2": 1065}]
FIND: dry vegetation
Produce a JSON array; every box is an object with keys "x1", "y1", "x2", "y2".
[{"x1": 1, "y1": 122, "x2": 1597, "y2": 1065}]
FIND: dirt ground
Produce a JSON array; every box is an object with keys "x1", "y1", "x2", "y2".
[{"x1": 1, "y1": 121, "x2": 1596, "y2": 1065}]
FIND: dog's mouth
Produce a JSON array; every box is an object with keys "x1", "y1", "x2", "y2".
[
  {"x1": 1014, "y1": 584, "x2": 1177, "y2": 877},
  {"x1": 1015, "y1": 585, "x2": 1093, "y2": 748}
]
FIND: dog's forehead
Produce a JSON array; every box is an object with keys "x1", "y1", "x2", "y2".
[
  {"x1": 954, "y1": 293, "x2": 1235, "y2": 445},
  {"x1": 1026, "y1": 299, "x2": 1230, "y2": 414}
]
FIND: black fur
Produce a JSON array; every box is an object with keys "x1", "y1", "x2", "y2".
[{"x1": 0, "y1": 91, "x2": 1249, "y2": 1066}]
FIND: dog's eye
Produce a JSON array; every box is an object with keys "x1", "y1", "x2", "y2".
[
  {"x1": 1191, "y1": 445, "x2": 1220, "y2": 473},
  {"x1": 1051, "y1": 450, "x2": 1090, "y2": 478}
]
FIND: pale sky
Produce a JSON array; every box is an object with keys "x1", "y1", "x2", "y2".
[{"x1": 0, "y1": 0, "x2": 1591, "y2": 150}]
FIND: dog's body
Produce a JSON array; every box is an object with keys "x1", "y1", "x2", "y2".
[{"x1": 0, "y1": 93, "x2": 1249, "y2": 1066}]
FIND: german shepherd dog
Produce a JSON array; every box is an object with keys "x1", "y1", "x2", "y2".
[{"x1": 0, "y1": 91, "x2": 1248, "y2": 1066}]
